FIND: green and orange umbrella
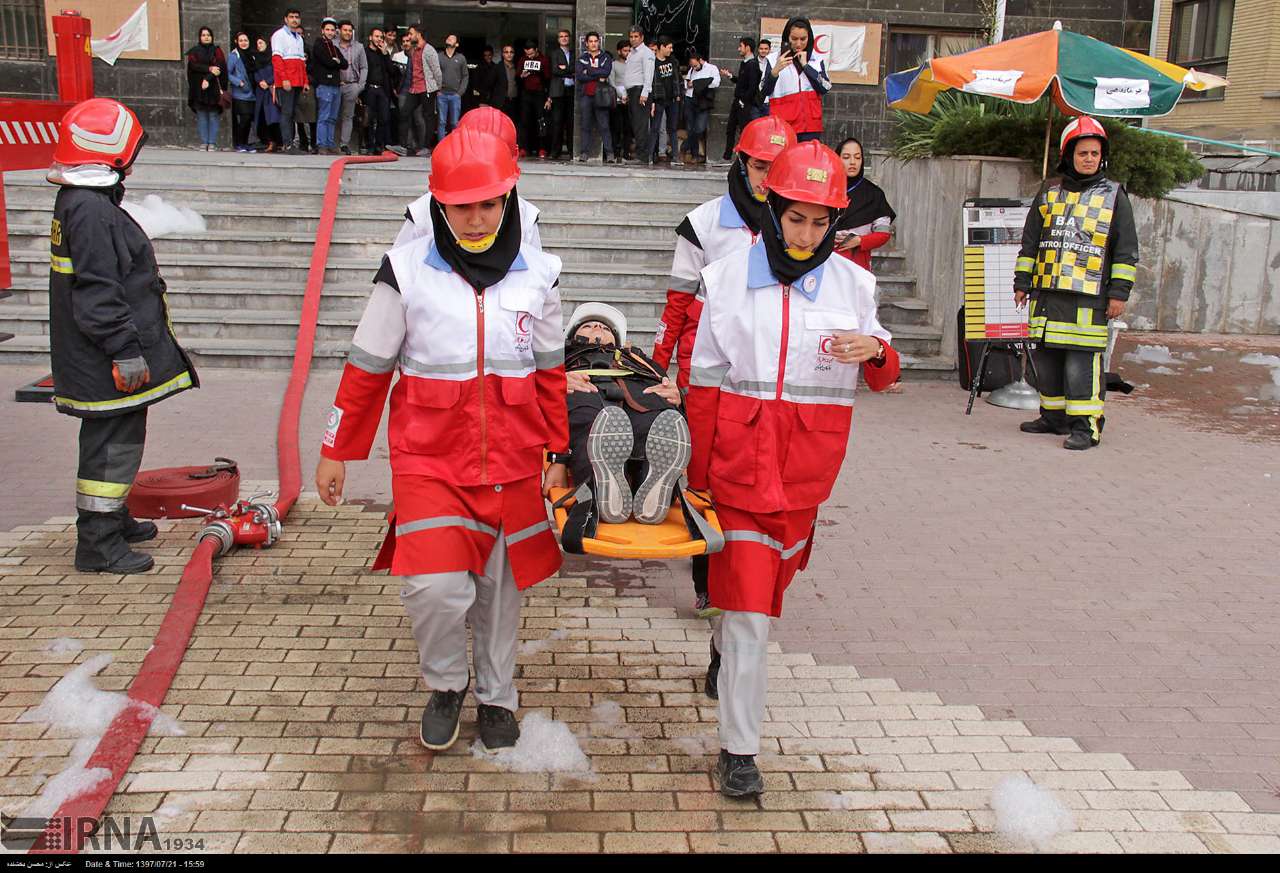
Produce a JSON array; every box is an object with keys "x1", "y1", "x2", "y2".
[{"x1": 886, "y1": 22, "x2": 1228, "y2": 118}]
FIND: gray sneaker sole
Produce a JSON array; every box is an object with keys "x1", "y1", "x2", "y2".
[
  {"x1": 587, "y1": 406, "x2": 634, "y2": 524},
  {"x1": 632, "y1": 410, "x2": 692, "y2": 524}
]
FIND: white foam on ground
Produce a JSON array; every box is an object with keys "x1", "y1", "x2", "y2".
[
  {"x1": 518, "y1": 628, "x2": 568, "y2": 656},
  {"x1": 1123, "y1": 345, "x2": 1179, "y2": 366},
  {"x1": 470, "y1": 712, "x2": 590, "y2": 773},
  {"x1": 1196, "y1": 366, "x2": 1215, "y2": 373},
  {"x1": 18, "y1": 654, "x2": 184, "y2": 819},
  {"x1": 672, "y1": 735, "x2": 714, "y2": 757},
  {"x1": 1240, "y1": 353, "x2": 1280, "y2": 386},
  {"x1": 1129, "y1": 315, "x2": 1155, "y2": 331},
  {"x1": 1147, "y1": 366, "x2": 1179, "y2": 376},
  {"x1": 154, "y1": 800, "x2": 187, "y2": 821},
  {"x1": 122, "y1": 194, "x2": 207, "y2": 238},
  {"x1": 44, "y1": 637, "x2": 84, "y2": 654},
  {"x1": 991, "y1": 774, "x2": 1075, "y2": 850},
  {"x1": 589, "y1": 700, "x2": 624, "y2": 722}
]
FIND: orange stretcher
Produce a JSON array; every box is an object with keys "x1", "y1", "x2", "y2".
[{"x1": 546, "y1": 482, "x2": 724, "y2": 560}]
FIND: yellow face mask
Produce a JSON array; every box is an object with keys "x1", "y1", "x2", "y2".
[
  {"x1": 753, "y1": 189, "x2": 768, "y2": 202},
  {"x1": 457, "y1": 232, "x2": 498, "y2": 253},
  {"x1": 785, "y1": 247, "x2": 815, "y2": 261}
]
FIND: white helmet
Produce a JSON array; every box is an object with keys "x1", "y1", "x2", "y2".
[{"x1": 565, "y1": 302, "x2": 628, "y2": 345}]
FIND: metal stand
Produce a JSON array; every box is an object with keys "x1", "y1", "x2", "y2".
[
  {"x1": 986, "y1": 341, "x2": 1040, "y2": 409},
  {"x1": 965, "y1": 338, "x2": 1040, "y2": 415}
]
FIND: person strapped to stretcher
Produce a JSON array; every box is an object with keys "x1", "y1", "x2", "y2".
[{"x1": 554, "y1": 303, "x2": 711, "y2": 553}]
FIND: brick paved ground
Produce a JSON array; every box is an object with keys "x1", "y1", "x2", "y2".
[
  {"x1": 2, "y1": 505, "x2": 1279, "y2": 853},
  {"x1": 0, "y1": 329, "x2": 1278, "y2": 837}
]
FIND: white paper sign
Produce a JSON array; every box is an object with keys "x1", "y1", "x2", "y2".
[
  {"x1": 765, "y1": 23, "x2": 869, "y2": 76},
  {"x1": 961, "y1": 69, "x2": 1024, "y2": 97},
  {"x1": 1094, "y1": 77, "x2": 1151, "y2": 109}
]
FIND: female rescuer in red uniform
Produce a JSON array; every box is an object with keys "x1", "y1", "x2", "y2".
[
  {"x1": 686, "y1": 141, "x2": 900, "y2": 797},
  {"x1": 314, "y1": 128, "x2": 569, "y2": 753}
]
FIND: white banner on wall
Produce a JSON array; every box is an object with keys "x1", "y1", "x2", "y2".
[
  {"x1": 90, "y1": 2, "x2": 150, "y2": 66},
  {"x1": 761, "y1": 17, "x2": 883, "y2": 86}
]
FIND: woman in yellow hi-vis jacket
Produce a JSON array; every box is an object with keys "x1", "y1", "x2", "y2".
[{"x1": 1013, "y1": 116, "x2": 1138, "y2": 450}]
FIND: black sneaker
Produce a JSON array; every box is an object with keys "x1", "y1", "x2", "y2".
[
  {"x1": 1020, "y1": 416, "x2": 1070, "y2": 435},
  {"x1": 1063, "y1": 429, "x2": 1098, "y2": 451},
  {"x1": 477, "y1": 704, "x2": 520, "y2": 750},
  {"x1": 74, "y1": 549, "x2": 155, "y2": 575},
  {"x1": 633, "y1": 410, "x2": 692, "y2": 524},
  {"x1": 123, "y1": 519, "x2": 158, "y2": 544},
  {"x1": 705, "y1": 639, "x2": 720, "y2": 700},
  {"x1": 715, "y1": 749, "x2": 765, "y2": 797},
  {"x1": 419, "y1": 684, "x2": 468, "y2": 750}
]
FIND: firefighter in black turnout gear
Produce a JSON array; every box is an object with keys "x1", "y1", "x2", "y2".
[
  {"x1": 46, "y1": 99, "x2": 198, "y2": 573},
  {"x1": 1014, "y1": 116, "x2": 1138, "y2": 450}
]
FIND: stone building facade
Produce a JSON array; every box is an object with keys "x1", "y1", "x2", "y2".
[{"x1": 2, "y1": 1, "x2": 1153, "y2": 150}]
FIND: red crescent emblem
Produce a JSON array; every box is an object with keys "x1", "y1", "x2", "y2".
[
  {"x1": 516, "y1": 312, "x2": 531, "y2": 334},
  {"x1": 819, "y1": 335, "x2": 836, "y2": 355}
]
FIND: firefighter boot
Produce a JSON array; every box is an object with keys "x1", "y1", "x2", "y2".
[
  {"x1": 1020, "y1": 414, "x2": 1071, "y2": 435},
  {"x1": 715, "y1": 750, "x2": 765, "y2": 797},
  {"x1": 122, "y1": 515, "x2": 159, "y2": 544},
  {"x1": 1063, "y1": 423, "x2": 1099, "y2": 451},
  {"x1": 74, "y1": 511, "x2": 155, "y2": 574}
]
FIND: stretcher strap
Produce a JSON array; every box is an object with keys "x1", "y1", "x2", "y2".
[{"x1": 676, "y1": 477, "x2": 724, "y2": 555}]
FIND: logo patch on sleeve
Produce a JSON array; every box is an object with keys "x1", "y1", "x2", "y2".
[
  {"x1": 654, "y1": 321, "x2": 667, "y2": 344},
  {"x1": 323, "y1": 405, "x2": 343, "y2": 448}
]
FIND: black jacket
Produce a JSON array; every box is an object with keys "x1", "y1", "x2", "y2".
[
  {"x1": 491, "y1": 62, "x2": 517, "y2": 108},
  {"x1": 472, "y1": 59, "x2": 500, "y2": 103},
  {"x1": 49, "y1": 185, "x2": 197, "y2": 418},
  {"x1": 651, "y1": 57, "x2": 679, "y2": 104},
  {"x1": 548, "y1": 47, "x2": 575, "y2": 97},
  {"x1": 729, "y1": 56, "x2": 763, "y2": 108},
  {"x1": 310, "y1": 36, "x2": 348, "y2": 88},
  {"x1": 365, "y1": 47, "x2": 395, "y2": 92}
]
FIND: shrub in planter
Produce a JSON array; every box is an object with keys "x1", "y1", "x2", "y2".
[{"x1": 890, "y1": 95, "x2": 1203, "y2": 198}]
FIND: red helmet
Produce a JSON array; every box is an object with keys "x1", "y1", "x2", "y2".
[
  {"x1": 52, "y1": 98, "x2": 146, "y2": 170},
  {"x1": 735, "y1": 116, "x2": 797, "y2": 162},
  {"x1": 457, "y1": 106, "x2": 518, "y2": 159},
  {"x1": 1060, "y1": 115, "x2": 1107, "y2": 155},
  {"x1": 428, "y1": 129, "x2": 520, "y2": 204},
  {"x1": 762, "y1": 141, "x2": 849, "y2": 209}
]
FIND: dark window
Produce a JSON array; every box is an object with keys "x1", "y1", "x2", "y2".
[
  {"x1": 1169, "y1": 0, "x2": 1232, "y2": 99},
  {"x1": 888, "y1": 28, "x2": 982, "y2": 75},
  {"x1": 0, "y1": 0, "x2": 46, "y2": 60}
]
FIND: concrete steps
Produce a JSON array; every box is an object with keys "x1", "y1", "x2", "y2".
[{"x1": 2, "y1": 149, "x2": 948, "y2": 376}]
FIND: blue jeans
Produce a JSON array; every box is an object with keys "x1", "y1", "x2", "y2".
[
  {"x1": 437, "y1": 92, "x2": 462, "y2": 142},
  {"x1": 196, "y1": 109, "x2": 220, "y2": 146},
  {"x1": 649, "y1": 101, "x2": 678, "y2": 160},
  {"x1": 315, "y1": 85, "x2": 340, "y2": 147},
  {"x1": 683, "y1": 106, "x2": 709, "y2": 157}
]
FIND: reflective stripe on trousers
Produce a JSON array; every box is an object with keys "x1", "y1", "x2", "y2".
[{"x1": 400, "y1": 529, "x2": 523, "y2": 710}]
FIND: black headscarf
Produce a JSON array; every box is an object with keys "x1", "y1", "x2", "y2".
[
  {"x1": 761, "y1": 193, "x2": 839, "y2": 287},
  {"x1": 780, "y1": 17, "x2": 815, "y2": 67},
  {"x1": 835, "y1": 137, "x2": 896, "y2": 231},
  {"x1": 428, "y1": 189, "x2": 524, "y2": 290},
  {"x1": 726, "y1": 157, "x2": 765, "y2": 235}
]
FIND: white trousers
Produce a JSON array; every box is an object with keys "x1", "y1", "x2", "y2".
[
  {"x1": 713, "y1": 610, "x2": 770, "y2": 756},
  {"x1": 400, "y1": 532, "x2": 522, "y2": 710}
]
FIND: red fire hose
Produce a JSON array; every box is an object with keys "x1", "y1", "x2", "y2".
[{"x1": 33, "y1": 153, "x2": 397, "y2": 853}]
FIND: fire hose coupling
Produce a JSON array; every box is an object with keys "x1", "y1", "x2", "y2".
[{"x1": 182, "y1": 499, "x2": 283, "y2": 554}]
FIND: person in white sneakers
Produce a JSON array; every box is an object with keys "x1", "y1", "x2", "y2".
[
  {"x1": 315, "y1": 129, "x2": 569, "y2": 752},
  {"x1": 395, "y1": 106, "x2": 542, "y2": 250},
  {"x1": 686, "y1": 141, "x2": 900, "y2": 797}
]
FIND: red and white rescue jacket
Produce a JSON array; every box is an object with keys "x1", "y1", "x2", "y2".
[
  {"x1": 321, "y1": 235, "x2": 568, "y2": 485},
  {"x1": 395, "y1": 192, "x2": 543, "y2": 250},
  {"x1": 652, "y1": 194, "x2": 760, "y2": 389},
  {"x1": 763, "y1": 56, "x2": 830, "y2": 135},
  {"x1": 686, "y1": 241, "x2": 900, "y2": 513}
]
